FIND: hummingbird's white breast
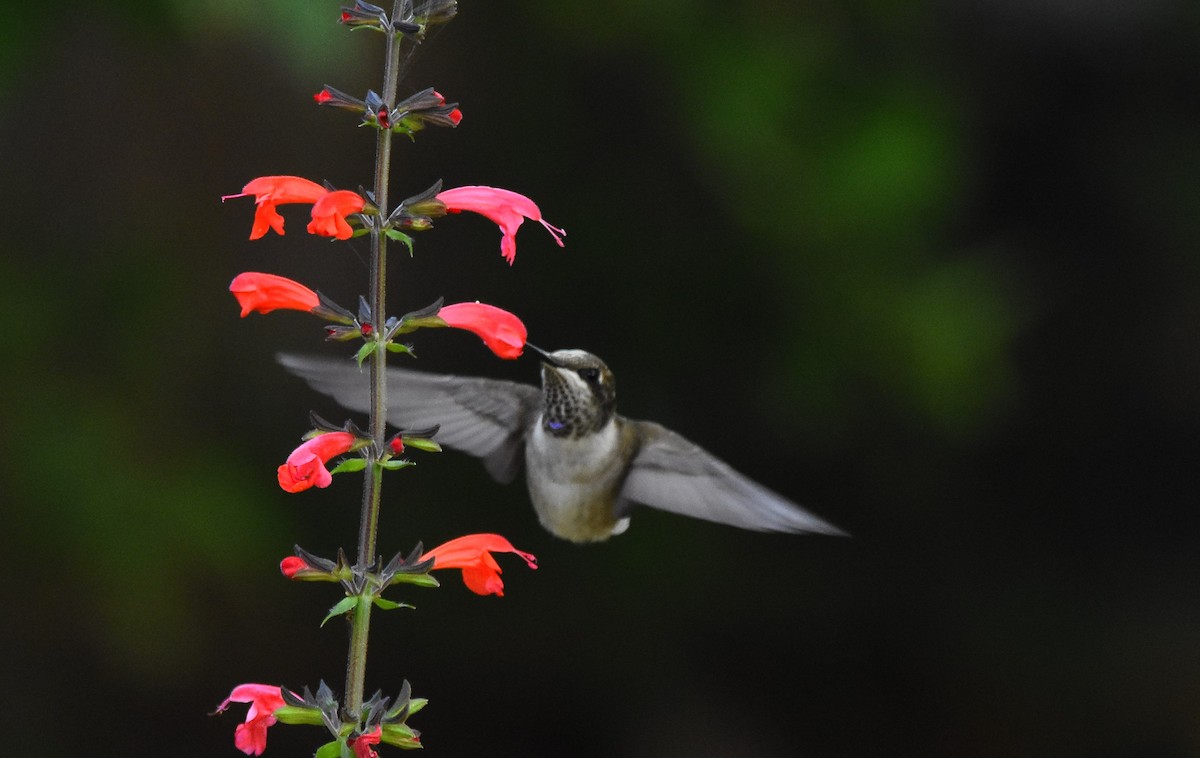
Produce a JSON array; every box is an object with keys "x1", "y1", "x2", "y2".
[{"x1": 525, "y1": 415, "x2": 631, "y2": 541}]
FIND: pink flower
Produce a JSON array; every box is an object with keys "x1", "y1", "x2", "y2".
[
  {"x1": 422, "y1": 533, "x2": 538, "y2": 597},
  {"x1": 229, "y1": 272, "x2": 320, "y2": 317},
  {"x1": 438, "y1": 302, "x2": 527, "y2": 359},
  {"x1": 307, "y1": 190, "x2": 365, "y2": 240},
  {"x1": 348, "y1": 727, "x2": 382, "y2": 758},
  {"x1": 436, "y1": 185, "x2": 565, "y2": 264},
  {"x1": 223, "y1": 176, "x2": 327, "y2": 240},
  {"x1": 277, "y1": 431, "x2": 357, "y2": 493},
  {"x1": 214, "y1": 684, "x2": 287, "y2": 756}
]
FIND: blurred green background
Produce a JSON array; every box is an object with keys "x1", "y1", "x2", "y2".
[{"x1": 3, "y1": 1, "x2": 1199, "y2": 755}]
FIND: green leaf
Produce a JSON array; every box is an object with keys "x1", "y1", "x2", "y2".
[
  {"x1": 355, "y1": 341, "x2": 379, "y2": 367},
  {"x1": 407, "y1": 697, "x2": 429, "y2": 716},
  {"x1": 314, "y1": 740, "x2": 342, "y2": 758},
  {"x1": 373, "y1": 597, "x2": 415, "y2": 611},
  {"x1": 329, "y1": 458, "x2": 367, "y2": 475},
  {"x1": 385, "y1": 228, "x2": 415, "y2": 256},
  {"x1": 321, "y1": 596, "x2": 358, "y2": 627},
  {"x1": 380, "y1": 459, "x2": 415, "y2": 471},
  {"x1": 385, "y1": 342, "x2": 413, "y2": 354}
]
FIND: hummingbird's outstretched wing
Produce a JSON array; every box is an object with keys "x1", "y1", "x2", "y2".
[
  {"x1": 277, "y1": 354, "x2": 540, "y2": 483},
  {"x1": 618, "y1": 420, "x2": 847, "y2": 536}
]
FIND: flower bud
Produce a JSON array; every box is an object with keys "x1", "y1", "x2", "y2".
[
  {"x1": 313, "y1": 85, "x2": 364, "y2": 112},
  {"x1": 339, "y1": 1, "x2": 389, "y2": 30}
]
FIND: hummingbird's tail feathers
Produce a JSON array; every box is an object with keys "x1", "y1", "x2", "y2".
[
  {"x1": 277, "y1": 353, "x2": 540, "y2": 484},
  {"x1": 619, "y1": 421, "x2": 848, "y2": 537}
]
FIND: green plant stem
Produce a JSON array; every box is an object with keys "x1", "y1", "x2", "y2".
[{"x1": 345, "y1": 18, "x2": 406, "y2": 718}]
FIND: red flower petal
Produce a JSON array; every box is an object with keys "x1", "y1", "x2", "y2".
[
  {"x1": 229, "y1": 272, "x2": 320, "y2": 317},
  {"x1": 307, "y1": 190, "x2": 365, "y2": 240},
  {"x1": 277, "y1": 431, "x2": 356, "y2": 493},
  {"x1": 422, "y1": 533, "x2": 538, "y2": 597},
  {"x1": 349, "y1": 728, "x2": 382, "y2": 758},
  {"x1": 215, "y1": 684, "x2": 287, "y2": 757},
  {"x1": 223, "y1": 176, "x2": 328, "y2": 240},
  {"x1": 437, "y1": 302, "x2": 527, "y2": 359},
  {"x1": 437, "y1": 185, "x2": 565, "y2": 264}
]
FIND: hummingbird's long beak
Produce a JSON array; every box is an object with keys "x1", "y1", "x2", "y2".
[{"x1": 525, "y1": 342, "x2": 561, "y2": 367}]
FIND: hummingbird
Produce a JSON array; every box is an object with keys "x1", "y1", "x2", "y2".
[{"x1": 278, "y1": 348, "x2": 846, "y2": 543}]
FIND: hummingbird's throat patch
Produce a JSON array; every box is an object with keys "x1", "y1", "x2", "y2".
[{"x1": 542, "y1": 369, "x2": 608, "y2": 438}]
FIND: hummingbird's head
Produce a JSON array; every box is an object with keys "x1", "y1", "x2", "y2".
[{"x1": 531, "y1": 348, "x2": 616, "y2": 438}]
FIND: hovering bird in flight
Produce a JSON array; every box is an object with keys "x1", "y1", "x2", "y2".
[{"x1": 279, "y1": 348, "x2": 845, "y2": 543}]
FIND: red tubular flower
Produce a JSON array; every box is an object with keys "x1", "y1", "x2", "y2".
[
  {"x1": 422, "y1": 533, "x2": 538, "y2": 597},
  {"x1": 214, "y1": 684, "x2": 287, "y2": 756},
  {"x1": 349, "y1": 728, "x2": 382, "y2": 758},
  {"x1": 438, "y1": 302, "x2": 527, "y2": 359},
  {"x1": 436, "y1": 186, "x2": 565, "y2": 265},
  {"x1": 229, "y1": 272, "x2": 320, "y2": 317},
  {"x1": 307, "y1": 190, "x2": 366, "y2": 240},
  {"x1": 223, "y1": 176, "x2": 327, "y2": 240},
  {"x1": 277, "y1": 431, "x2": 357, "y2": 493}
]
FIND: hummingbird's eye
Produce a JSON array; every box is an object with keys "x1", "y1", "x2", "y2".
[{"x1": 578, "y1": 367, "x2": 600, "y2": 384}]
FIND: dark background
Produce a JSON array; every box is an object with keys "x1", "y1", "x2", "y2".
[{"x1": 3, "y1": 1, "x2": 1199, "y2": 755}]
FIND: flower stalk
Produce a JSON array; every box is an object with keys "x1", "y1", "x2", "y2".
[
  {"x1": 219, "y1": 2, "x2": 550, "y2": 752},
  {"x1": 346, "y1": 10, "x2": 408, "y2": 719}
]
